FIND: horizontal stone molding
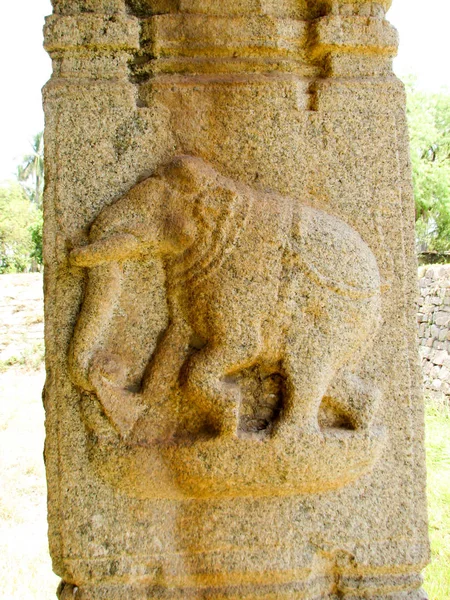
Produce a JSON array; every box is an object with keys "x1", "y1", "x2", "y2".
[
  {"x1": 137, "y1": 56, "x2": 316, "y2": 77},
  {"x1": 45, "y1": 9, "x2": 398, "y2": 79},
  {"x1": 51, "y1": 0, "x2": 126, "y2": 13},
  {"x1": 128, "y1": 0, "x2": 313, "y2": 18},
  {"x1": 135, "y1": 12, "x2": 397, "y2": 77},
  {"x1": 126, "y1": 0, "x2": 393, "y2": 19},
  {"x1": 59, "y1": 556, "x2": 425, "y2": 597},
  {"x1": 311, "y1": 14, "x2": 398, "y2": 58},
  {"x1": 44, "y1": 14, "x2": 140, "y2": 53},
  {"x1": 48, "y1": 52, "x2": 133, "y2": 80},
  {"x1": 323, "y1": 1, "x2": 392, "y2": 17},
  {"x1": 141, "y1": 15, "x2": 308, "y2": 59}
]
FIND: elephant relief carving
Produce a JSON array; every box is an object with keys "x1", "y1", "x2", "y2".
[{"x1": 70, "y1": 156, "x2": 382, "y2": 450}]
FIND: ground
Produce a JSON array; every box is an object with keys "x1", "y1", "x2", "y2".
[
  {"x1": 0, "y1": 274, "x2": 44, "y2": 371},
  {"x1": 0, "y1": 274, "x2": 448, "y2": 599},
  {"x1": 0, "y1": 274, "x2": 59, "y2": 598}
]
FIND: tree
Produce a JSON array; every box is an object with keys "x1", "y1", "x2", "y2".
[
  {"x1": 29, "y1": 212, "x2": 43, "y2": 267},
  {"x1": 406, "y1": 80, "x2": 450, "y2": 253},
  {"x1": 17, "y1": 131, "x2": 44, "y2": 209},
  {"x1": 0, "y1": 184, "x2": 41, "y2": 273}
]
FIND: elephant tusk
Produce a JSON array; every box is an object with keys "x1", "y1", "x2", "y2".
[{"x1": 70, "y1": 233, "x2": 141, "y2": 267}]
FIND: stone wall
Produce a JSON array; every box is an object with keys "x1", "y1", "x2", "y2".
[{"x1": 418, "y1": 264, "x2": 450, "y2": 403}]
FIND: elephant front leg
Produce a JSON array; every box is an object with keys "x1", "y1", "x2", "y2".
[
  {"x1": 89, "y1": 352, "x2": 147, "y2": 439},
  {"x1": 141, "y1": 319, "x2": 191, "y2": 407},
  {"x1": 183, "y1": 338, "x2": 260, "y2": 438}
]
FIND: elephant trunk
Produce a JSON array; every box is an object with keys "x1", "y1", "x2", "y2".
[
  {"x1": 70, "y1": 176, "x2": 171, "y2": 268},
  {"x1": 68, "y1": 177, "x2": 169, "y2": 389},
  {"x1": 70, "y1": 233, "x2": 140, "y2": 268},
  {"x1": 69, "y1": 262, "x2": 123, "y2": 390}
]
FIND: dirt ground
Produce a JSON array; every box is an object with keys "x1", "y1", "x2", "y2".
[
  {"x1": 0, "y1": 273, "x2": 59, "y2": 599},
  {"x1": 0, "y1": 273, "x2": 44, "y2": 370}
]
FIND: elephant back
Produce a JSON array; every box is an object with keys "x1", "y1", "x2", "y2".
[{"x1": 290, "y1": 205, "x2": 380, "y2": 300}]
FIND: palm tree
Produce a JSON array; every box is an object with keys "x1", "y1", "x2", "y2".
[{"x1": 17, "y1": 131, "x2": 44, "y2": 208}]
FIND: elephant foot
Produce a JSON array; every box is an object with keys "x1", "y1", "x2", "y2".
[
  {"x1": 218, "y1": 381, "x2": 243, "y2": 438},
  {"x1": 184, "y1": 378, "x2": 241, "y2": 439},
  {"x1": 217, "y1": 413, "x2": 239, "y2": 439},
  {"x1": 326, "y1": 372, "x2": 382, "y2": 431},
  {"x1": 273, "y1": 413, "x2": 322, "y2": 440},
  {"x1": 89, "y1": 352, "x2": 147, "y2": 439}
]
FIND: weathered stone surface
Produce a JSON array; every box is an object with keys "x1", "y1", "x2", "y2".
[{"x1": 43, "y1": 0, "x2": 429, "y2": 598}]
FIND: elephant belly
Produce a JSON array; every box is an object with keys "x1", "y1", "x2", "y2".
[{"x1": 181, "y1": 251, "x2": 284, "y2": 348}]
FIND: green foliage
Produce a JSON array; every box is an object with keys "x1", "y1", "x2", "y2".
[
  {"x1": 0, "y1": 184, "x2": 42, "y2": 273},
  {"x1": 17, "y1": 132, "x2": 44, "y2": 209},
  {"x1": 29, "y1": 212, "x2": 43, "y2": 266},
  {"x1": 406, "y1": 80, "x2": 450, "y2": 252},
  {"x1": 0, "y1": 131, "x2": 45, "y2": 273}
]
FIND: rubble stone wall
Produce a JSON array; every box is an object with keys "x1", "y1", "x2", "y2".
[{"x1": 418, "y1": 264, "x2": 450, "y2": 403}]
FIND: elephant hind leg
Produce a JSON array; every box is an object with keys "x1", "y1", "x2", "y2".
[
  {"x1": 325, "y1": 370, "x2": 381, "y2": 431},
  {"x1": 278, "y1": 356, "x2": 380, "y2": 437},
  {"x1": 275, "y1": 320, "x2": 337, "y2": 436}
]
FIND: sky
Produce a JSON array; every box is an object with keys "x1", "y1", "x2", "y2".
[{"x1": 0, "y1": 0, "x2": 449, "y2": 183}]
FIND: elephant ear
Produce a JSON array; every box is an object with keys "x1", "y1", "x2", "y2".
[{"x1": 193, "y1": 185, "x2": 238, "y2": 235}]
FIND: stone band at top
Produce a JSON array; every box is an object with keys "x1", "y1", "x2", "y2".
[
  {"x1": 50, "y1": 0, "x2": 393, "y2": 17},
  {"x1": 126, "y1": 0, "x2": 393, "y2": 18},
  {"x1": 46, "y1": 2, "x2": 398, "y2": 79}
]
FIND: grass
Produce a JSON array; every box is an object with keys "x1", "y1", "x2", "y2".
[
  {"x1": 0, "y1": 340, "x2": 45, "y2": 373},
  {"x1": 0, "y1": 367, "x2": 60, "y2": 599},
  {"x1": 423, "y1": 401, "x2": 450, "y2": 599}
]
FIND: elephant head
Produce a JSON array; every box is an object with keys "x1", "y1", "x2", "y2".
[{"x1": 71, "y1": 155, "x2": 221, "y2": 269}]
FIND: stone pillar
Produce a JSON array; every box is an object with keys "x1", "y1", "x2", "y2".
[{"x1": 43, "y1": 1, "x2": 429, "y2": 598}]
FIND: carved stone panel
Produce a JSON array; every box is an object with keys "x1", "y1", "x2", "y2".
[{"x1": 68, "y1": 155, "x2": 384, "y2": 498}]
